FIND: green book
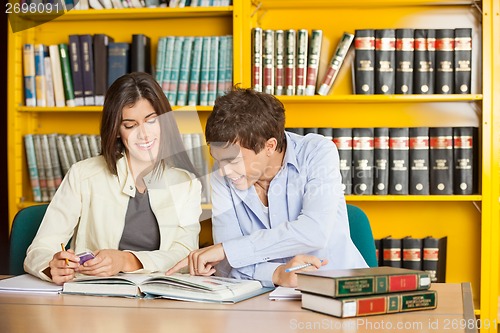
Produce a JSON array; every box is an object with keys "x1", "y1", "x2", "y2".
[{"x1": 58, "y1": 43, "x2": 75, "y2": 107}]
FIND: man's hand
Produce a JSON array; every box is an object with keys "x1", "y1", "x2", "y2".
[
  {"x1": 166, "y1": 243, "x2": 226, "y2": 276},
  {"x1": 272, "y1": 255, "x2": 328, "y2": 287}
]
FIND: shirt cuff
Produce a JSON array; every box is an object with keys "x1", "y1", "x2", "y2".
[
  {"x1": 223, "y1": 237, "x2": 256, "y2": 268},
  {"x1": 253, "y1": 262, "x2": 283, "y2": 288}
]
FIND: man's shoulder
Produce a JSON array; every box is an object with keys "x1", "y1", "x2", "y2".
[{"x1": 287, "y1": 131, "x2": 335, "y2": 155}]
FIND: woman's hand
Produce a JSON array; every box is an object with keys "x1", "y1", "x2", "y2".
[
  {"x1": 77, "y1": 249, "x2": 142, "y2": 277},
  {"x1": 48, "y1": 248, "x2": 80, "y2": 285},
  {"x1": 272, "y1": 255, "x2": 328, "y2": 288}
]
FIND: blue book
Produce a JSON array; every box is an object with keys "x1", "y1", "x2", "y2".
[
  {"x1": 79, "y1": 35, "x2": 95, "y2": 106},
  {"x1": 34, "y1": 44, "x2": 47, "y2": 107},
  {"x1": 68, "y1": 35, "x2": 84, "y2": 106},
  {"x1": 199, "y1": 37, "x2": 211, "y2": 106},
  {"x1": 176, "y1": 37, "x2": 193, "y2": 107},
  {"x1": 23, "y1": 44, "x2": 37, "y2": 107},
  {"x1": 187, "y1": 37, "x2": 203, "y2": 106},
  {"x1": 107, "y1": 42, "x2": 130, "y2": 89}
]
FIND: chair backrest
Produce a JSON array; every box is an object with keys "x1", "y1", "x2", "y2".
[
  {"x1": 9, "y1": 204, "x2": 48, "y2": 275},
  {"x1": 346, "y1": 204, "x2": 378, "y2": 267}
]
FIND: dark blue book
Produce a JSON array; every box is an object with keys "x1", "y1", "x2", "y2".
[
  {"x1": 107, "y1": 42, "x2": 130, "y2": 89},
  {"x1": 68, "y1": 35, "x2": 84, "y2": 106},
  {"x1": 79, "y1": 34, "x2": 95, "y2": 106}
]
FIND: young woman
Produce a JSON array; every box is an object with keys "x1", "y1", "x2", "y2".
[{"x1": 25, "y1": 72, "x2": 202, "y2": 285}]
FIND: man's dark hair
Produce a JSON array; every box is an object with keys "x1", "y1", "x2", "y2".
[{"x1": 205, "y1": 88, "x2": 286, "y2": 154}]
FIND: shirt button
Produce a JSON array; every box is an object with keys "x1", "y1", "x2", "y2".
[{"x1": 129, "y1": 186, "x2": 133, "y2": 190}]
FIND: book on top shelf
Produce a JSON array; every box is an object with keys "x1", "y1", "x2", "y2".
[
  {"x1": 23, "y1": 44, "x2": 37, "y2": 107},
  {"x1": 301, "y1": 289, "x2": 437, "y2": 318},
  {"x1": 284, "y1": 29, "x2": 296, "y2": 96},
  {"x1": 435, "y1": 29, "x2": 455, "y2": 94},
  {"x1": 305, "y1": 29, "x2": 322, "y2": 96},
  {"x1": 353, "y1": 29, "x2": 375, "y2": 95},
  {"x1": 374, "y1": 29, "x2": 396, "y2": 95},
  {"x1": 62, "y1": 273, "x2": 271, "y2": 303},
  {"x1": 395, "y1": 28, "x2": 414, "y2": 94},
  {"x1": 274, "y1": 29, "x2": 285, "y2": 96},
  {"x1": 295, "y1": 29, "x2": 308, "y2": 96},
  {"x1": 296, "y1": 266, "x2": 431, "y2": 298},
  {"x1": 262, "y1": 29, "x2": 275, "y2": 95},
  {"x1": 454, "y1": 28, "x2": 472, "y2": 94}
]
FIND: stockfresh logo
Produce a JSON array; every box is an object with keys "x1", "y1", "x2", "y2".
[{"x1": 7, "y1": 0, "x2": 77, "y2": 33}]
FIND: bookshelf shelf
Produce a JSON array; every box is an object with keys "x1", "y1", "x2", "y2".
[
  {"x1": 275, "y1": 94, "x2": 483, "y2": 104},
  {"x1": 260, "y1": 0, "x2": 477, "y2": 9},
  {"x1": 345, "y1": 195, "x2": 482, "y2": 202},
  {"x1": 17, "y1": 106, "x2": 214, "y2": 112},
  {"x1": 18, "y1": 6, "x2": 234, "y2": 22}
]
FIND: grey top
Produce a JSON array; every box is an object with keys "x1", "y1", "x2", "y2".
[{"x1": 119, "y1": 190, "x2": 160, "y2": 251}]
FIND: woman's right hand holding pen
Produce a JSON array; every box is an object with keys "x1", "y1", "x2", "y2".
[
  {"x1": 47, "y1": 245, "x2": 80, "y2": 285},
  {"x1": 272, "y1": 255, "x2": 327, "y2": 288}
]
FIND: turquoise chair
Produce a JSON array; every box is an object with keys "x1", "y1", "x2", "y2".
[
  {"x1": 346, "y1": 204, "x2": 378, "y2": 267},
  {"x1": 9, "y1": 204, "x2": 48, "y2": 275}
]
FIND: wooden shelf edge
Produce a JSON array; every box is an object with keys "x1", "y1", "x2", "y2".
[
  {"x1": 15, "y1": 6, "x2": 233, "y2": 22},
  {"x1": 17, "y1": 106, "x2": 213, "y2": 112},
  {"x1": 345, "y1": 195, "x2": 482, "y2": 202},
  {"x1": 276, "y1": 94, "x2": 483, "y2": 104},
  {"x1": 260, "y1": 0, "x2": 477, "y2": 9}
]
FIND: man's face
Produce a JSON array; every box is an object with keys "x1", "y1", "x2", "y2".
[{"x1": 210, "y1": 142, "x2": 269, "y2": 191}]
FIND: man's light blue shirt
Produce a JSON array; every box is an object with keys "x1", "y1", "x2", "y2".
[{"x1": 211, "y1": 132, "x2": 368, "y2": 287}]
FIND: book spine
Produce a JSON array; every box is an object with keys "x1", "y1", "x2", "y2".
[
  {"x1": 161, "y1": 36, "x2": 176, "y2": 96},
  {"x1": 429, "y1": 127, "x2": 453, "y2": 194},
  {"x1": 333, "y1": 129, "x2": 353, "y2": 195},
  {"x1": 389, "y1": 127, "x2": 409, "y2": 195},
  {"x1": 295, "y1": 29, "x2": 308, "y2": 96},
  {"x1": 317, "y1": 32, "x2": 354, "y2": 96},
  {"x1": 395, "y1": 28, "x2": 414, "y2": 94},
  {"x1": 40, "y1": 134, "x2": 56, "y2": 200},
  {"x1": 374, "y1": 29, "x2": 396, "y2": 95},
  {"x1": 23, "y1": 44, "x2": 37, "y2": 107},
  {"x1": 402, "y1": 237, "x2": 423, "y2": 270},
  {"x1": 47, "y1": 133, "x2": 63, "y2": 187},
  {"x1": 107, "y1": 42, "x2": 130, "y2": 90},
  {"x1": 216, "y1": 35, "x2": 228, "y2": 97},
  {"x1": 71, "y1": 134, "x2": 84, "y2": 162},
  {"x1": 454, "y1": 28, "x2": 472, "y2": 94},
  {"x1": 435, "y1": 29, "x2": 455, "y2": 94},
  {"x1": 49, "y1": 45, "x2": 66, "y2": 107},
  {"x1": 284, "y1": 29, "x2": 296, "y2": 95},
  {"x1": 225, "y1": 35, "x2": 233, "y2": 92},
  {"x1": 274, "y1": 30, "x2": 285, "y2": 96},
  {"x1": 58, "y1": 44, "x2": 75, "y2": 107},
  {"x1": 261, "y1": 30, "x2": 275, "y2": 95},
  {"x1": 373, "y1": 127, "x2": 389, "y2": 195},
  {"x1": 68, "y1": 36, "x2": 84, "y2": 106},
  {"x1": 93, "y1": 34, "x2": 114, "y2": 106},
  {"x1": 453, "y1": 127, "x2": 477, "y2": 194},
  {"x1": 34, "y1": 44, "x2": 47, "y2": 107},
  {"x1": 88, "y1": 135, "x2": 101, "y2": 157},
  {"x1": 33, "y1": 134, "x2": 49, "y2": 202},
  {"x1": 188, "y1": 37, "x2": 203, "y2": 106},
  {"x1": 79, "y1": 35, "x2": 96, "y2": 105},
  {"x1": 168, "y1": 36, "x2": 185, "y2": 105},
  {"x1": 155, "y1": 37, "x2": 166, "y2": 84},
  {"x1": 56, "y1": 134, "x2": 71, "y2": 175},
  {"x1": 305, "y1": 29, "x2": 322, "y2": 96},
  {"x1": 64, "y1": 134, "x2": 78, "y2": 167},
  {"x1": 251, "y1": 28, "x2": 263, "y2": 92},
  {"x1": 423, "y1": 236, "x2": 447, "y2": 282},
  {"x1": 409, "y1": 127, "x2": 430, "y2": 195},
  {"x1": 413, "y1": 29, "x2": 432, "y2": 94},
  {"x1": 131, "y1": 34, "x2": 152, "y2": 74},
  {"x1": 24, "y1": 134, "x2": 42, "y2": 202},
  {"x1": 79, "y1": 134, "x2": 92, "y2": 160},
  {"x1": 354, "y1": 29, "x2": 375, "y2": 95},
  {"x1": 43, "y1": 49, "x2": 56, "y2": 107},
  {"x1": 207, "y1": 36, "x2": 220, "y2": 105},
  {"x1": 382, "y1": 237, "x2": 402, "y2": 268},
  {"x1": 199, "y1": 36, "x2": 211, "y2": 106},
  {"x1": 177, "y1": 37, "x2": 194, "y2": 106},
  {"x1": 352, "y1": 128, "x2": 374, "y2": 195}
]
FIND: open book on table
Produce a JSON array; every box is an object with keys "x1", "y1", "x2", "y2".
[{"x1": 62, "y1": 273, "x2": 272, "y2": 303}]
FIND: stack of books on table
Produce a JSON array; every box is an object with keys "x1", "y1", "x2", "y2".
[{"x1": 296, "y1": 267, "x2": 437, "y2": 318}]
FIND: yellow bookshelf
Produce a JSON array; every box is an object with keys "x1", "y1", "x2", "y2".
[{"x1": 7, "y1": 0, "x2": 499, "y2": 330}]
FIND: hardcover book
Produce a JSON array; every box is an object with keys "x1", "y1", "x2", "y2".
[
  {"x1": 435, "y1": 29, "x2": 455, "y2": 94},
  {"x1": 23, "y1": 44, "x2": 37, "y2": 107},
  {"x1": 389, "y1": 127, "x2": 409, "y2": 195},
  {"x1": 296, "y1": 266, "x2": 431, "y2": 298},
  {"x1": 395, "y1": 28, "x2": 414, "y2": 94},
  {"x1": 454, "y1": 28, "x2": 472, "y2": 94},
  {"x1": 24, "y1": 134, "x2": 42, "y2": 202},
  {"x1": 409, "y1": 127, "x2": 430, "y2": 195},
  {"x1": 58, "y1": 43, "x2": 76, "y2": 107},
  {"x1": 295, "y1": 29, "x2": 309, "y2": 96},
  {"x1": 429, "y1": 127, "x2": 453, "y2": 195},
  {"x1": 305, "y1": 29, "x2": 323, "y2": 96},
  {"x1": 374, "y1": 29, "x2": 396, "y2": 95},
  {"x1": 79, "y1": 35, "x2": 96, "y2": 106},
  {"x1": 131, "y1": 34, "x2": 152, "y2": 74},
  {"x1": 251, "y1": 27, "x2": 263, "y2": 92},
  {"x1": 453, "y1": 126, "x2": 478, "y2": 194},
  {"x1": 274, "y1": 29, "x2": 285, "y2": 96},
  {"x1": 301, "y1": 289, "x2": 437, "y2": 318},
  {"x1": 422, "y1": 236, "x2": 447, "y2": 283},
  {"x1": 48, "y1": 44, "x2": 66, "y2": 107},
  {"x1": 354, "y1": 29, "x2": 375, "y2": 95},
  {"x1": 373, "y1": 127, "x2": 389, "y2": 195},
  {"x1": 34, "y1": 44, "x2": 47, "y2": 107},
  {"x1": 352, "y1": 128, "x2": 374, "y2": 195},
  {"x1": 107, "y1": 42, "x2": 130, "y2": 89},
  {"x1": 262, "y1": 29, "x2": 275, "y2": 95},
  {"x1": 284, "y1": 29, "x2": 296, "y2": 95},
  {"x1": 317, "y1": 32, "x2": 354, "y2": 96},
  {"x1": 402, "y1": 236, "x2": 422, "y2": 270},
  {"x1": 93, "y1": 34, "x2": 114, "y2": 105},
  {"x1": 187, "y1": 37, "x2": 203, "y2": 106},
  {"x1": 68, "y1": 36, "x2": 84, "y2": 106},
  {"x1": 382, "y1": 236, "x2": 402, "y2": 268},
  {"x1": 62, "y1": 273, "x2": 271, "y2": 303},
  {"x1": 413, "y1": 29, "x2": 435, "y2": 94}
]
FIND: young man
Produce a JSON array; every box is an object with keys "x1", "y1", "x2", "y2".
[{"x1": 167, "y1": 88, "x2": 367, "y2": 287}]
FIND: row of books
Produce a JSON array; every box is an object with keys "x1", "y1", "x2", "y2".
[
  {"x1": 24, "y1": 132, "x2": 210, "y2": 204},
  {"x1": 287, "y1": 126, "x2": 478, "y2": 196},
  {"x1": 354, "y1": 28, "x2": 473, "y2": 95},
  {"x1": 375, "y1": 236, "x2": 447, "y2": 283},
  {"x1": 251, "y1": 28, "x2": 353, "y2": 96},
  {"x1": 24, "y1": 134, "x2": 102, "y2": 202},
  {"x1": 296, "y1": 267, "x2": 437, "y2": 318},
  {"x1": 155, "y1": 35, "x2": 233, "y2": 107}
]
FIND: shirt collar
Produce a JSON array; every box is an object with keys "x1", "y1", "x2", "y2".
[
  {"x1": 282, "y1": 131, "x2": 301, "y2": 173},
  {"x1": 116, "y1": 155, "x2": 136, "y2": 197}
]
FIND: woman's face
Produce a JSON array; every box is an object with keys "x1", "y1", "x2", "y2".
[{"x1": 119, "y1": 98, "x2": 161, "y2": 171}]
